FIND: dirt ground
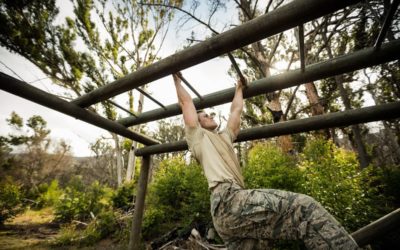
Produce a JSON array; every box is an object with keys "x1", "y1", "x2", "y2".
[{"x1": 0, "y1": 208, "x2": 124, "y2": 250}]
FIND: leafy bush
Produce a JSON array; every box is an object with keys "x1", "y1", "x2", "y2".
[
  {"x1": 299, "y1": 139, "x2": 388, "y2": 231},
  {"x1": 0, "y1": 179, "x2": 25, "y2": 225},
  {"x1": 37, "y1": 180, "x2": 63, "y2": 208},
  {"x1": 55, "y1": 176, "x2": 113, "y2": 222},
  {"x1": 80, "y1": 210, "x2": 118, "y2": 245},
  {"x1": 55, "y1": 209, "x2": 120, "y2": 247},
  {"x1": 142, "y1": 157, "x2": 210, "y2": 239},
  {"x1": 244, "y1": 143, "x2": 302, "y2": 192},
  {"x1": 56, "y1": 224, "x2": 80, "y2": 246},
  {"x1": 381, "y1": 167, "x2": 400, "y2": 206},
  {"x1": 112, "y1": 180, "x2": 136, "y2": 211}
]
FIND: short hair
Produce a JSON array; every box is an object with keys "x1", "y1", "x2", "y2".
[{"x1": 196, "y1": 109, "x2": 205, "y2": 114}]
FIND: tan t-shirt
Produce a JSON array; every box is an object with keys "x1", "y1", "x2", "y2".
[{"x1": 185, "y1": 124, "x2": 245, "y2": 189}]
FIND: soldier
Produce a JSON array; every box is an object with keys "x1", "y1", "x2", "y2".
[{"x1": 172, "y1": 72, "x2": 360, "y2": 250}]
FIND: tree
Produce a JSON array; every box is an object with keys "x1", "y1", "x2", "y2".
[
  {"x1": 0, "y1": 0, "x2": 181, "y2": 186},
  {"x1": 1, "y1": 112, "x2": 73, "y2": 192}
]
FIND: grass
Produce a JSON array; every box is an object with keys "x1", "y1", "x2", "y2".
[{"x1": 0, "y1": 207, "x2": 58, "y2": 250}]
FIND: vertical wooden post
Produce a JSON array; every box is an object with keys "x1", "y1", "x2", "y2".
[{"x1": 128, "y1": 155, "x2": 151, "y2": 250}]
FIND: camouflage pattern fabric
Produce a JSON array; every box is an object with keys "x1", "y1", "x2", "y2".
[{"x1": 210, "y1": 182, "x2": 360, "y2": 250}]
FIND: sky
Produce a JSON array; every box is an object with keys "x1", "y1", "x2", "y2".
[{"x1": 0, "y1": 0, "x2": 239, "y2": 157}]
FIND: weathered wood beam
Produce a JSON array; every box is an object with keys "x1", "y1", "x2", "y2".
[
  {"x1": 120, "y1": 39, "x2": 400, "y2": 127},
  {"x1": 128, "y1": 156, "x2": 152, "y2": 250},
  {"x1": 135, "y1": 101, "x2": 400, "y2": 156},
  {"x1": 351, "y1": 208, "x2": 400, "y2": 247},
  {"x1": 71, "y1": 0, "x2": 361, "y2": 108},
  {"x1": 0, "y1": 73, "x2": 159, "y2": 146}
]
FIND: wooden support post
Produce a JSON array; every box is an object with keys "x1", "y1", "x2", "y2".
[
  {"x1": 351, "y1": 208, "x2": 400, "y2": 247},
  {"x1": 128, "y1": 156, "x2": 151, "y2": 250}
]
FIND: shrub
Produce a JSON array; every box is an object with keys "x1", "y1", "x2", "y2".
[
  {"x1": 0, "y1": 178, "x2": 25, "y2": 225},
  {"x1": 56, "y1": 224, "x2": 80, "y2": 246},
  {"x1": 80, "y1": 210, "x2": 118, "y2": 245},
  {"x1": 299, "y1": 139, "x2": 388, "y2": 231},
  {"x1": 381, "y1": 166, "x2": 400, "y2": 206},
  {"x1": 37, "y1": 180, "x2": 63, "y2": 208},
  {"x1": 244, "y1": 142, "x2": 302, "y2": 192},
  {"x1": 112, "y1": 180, "x2": 136, "y2": 211},
  {"x1": 55, "y1": 176, "x2": 113, "y2": 222},
  {"x1": 142, "y1": 157, "x2": 210, "y2": 239}
]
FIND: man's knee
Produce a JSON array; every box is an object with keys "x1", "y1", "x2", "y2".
[{"x1": 296, "y1": 193, "x2": 319, "y2": 207}]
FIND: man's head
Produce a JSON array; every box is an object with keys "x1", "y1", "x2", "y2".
[{"x1": 197, "y1": 110, "x2": 218, "y2": 131}]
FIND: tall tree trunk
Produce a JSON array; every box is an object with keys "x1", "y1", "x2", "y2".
[
  {"x1": 237, "y1": 0, "x2": 293, "y2": 153},
  {"x1": 125, "y1": 91, "x2": 145, "y2": 182},
  {"x1": 112, "y1": 133, "x2": 124, "y2": 186},
  {"x1": 304, "y1": 82, "x2": 331, "y2": 138},
  {"x1": 305, "y1": 82, "x2": 324, "y2": 116},
  {"x1": 335, "y1": 75, "x2": 369, "y2": 168},
  {"x1": 265, "y1": 93, "x2": 293, "y2": 152}
]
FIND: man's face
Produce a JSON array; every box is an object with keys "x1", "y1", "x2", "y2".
[{"x1": 198, "y1": 112, "x2": 218, "y2": 131}]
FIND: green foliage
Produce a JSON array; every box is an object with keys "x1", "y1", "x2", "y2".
[
  {"x1": 142, "y1": 157, "x2": 210, "y2": 239},
  {"x1": 80, "y1": 210, "x2": 118, "y2": 245},
  {"x1": 55, "y1": 176, "x2": 113, "y2": 222},
  {"x1": 56, "y1": 224, "x2": 80, "y2": 246},
  {"x1": 0, "y1": 178, "x2": 25, "y2": 225},
  {"x1": 381, "y1": 167, "x2": 400, "y2": 206},
  {"x1": 37, "y1": 180, "x2": 63, "y2": 208},
  {"x1": 112, "y1": 180, "x2": 136, "y2": 211},
  {"x1": 245, "y1": 143, "x2": 302, "y2": 192},
  {"x1": 299, "y1": 139, "x2": 387, "y2": 231}
]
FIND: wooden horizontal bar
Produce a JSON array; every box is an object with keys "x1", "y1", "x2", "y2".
[
  {"x1": 71, "y1": 0, "x2": 361, "y2": 108},
  {"x1": 351, "y1": 208, "x2": 400, "y2": 247},
  {"x1": 0, "y1": 73, "x2": 159, "y2": 146},
  {"x1": 120, "y1": 40, "x2": 400, "y2": 127},
  {"x1": 135, "y1": 101, "x2": 400, "y2": 156}
]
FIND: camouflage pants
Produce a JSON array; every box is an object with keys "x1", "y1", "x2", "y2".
[{"x1": 210, "y1": 182, "x2": 360, "y2": 250}]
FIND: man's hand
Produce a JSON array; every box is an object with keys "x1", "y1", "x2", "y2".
[
  {"x1": 236, "y1": 78, "x2": 244, "y2": 88},
  {"x1": 236, "y1": 77, "x2": 247, "y2": 89},
  {"x1": 172, "y1": 72, "x2": 182, "y2": 85}
]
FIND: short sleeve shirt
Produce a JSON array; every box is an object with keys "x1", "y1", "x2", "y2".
[{"x1": 185, "y1": 124, "x2": 241, "y2": 189}]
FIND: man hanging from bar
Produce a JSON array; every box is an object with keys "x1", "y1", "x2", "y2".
[{"x1": 172, "y1": 72, "x2": 361, "y2": 250}]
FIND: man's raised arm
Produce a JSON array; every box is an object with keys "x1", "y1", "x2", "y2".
[
  {"x1": 173, "y1": 72, "x2": 198, "y2": 128},
  {"x1": 227, "y1": 79, "x2": 244, "y2": 138}
]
